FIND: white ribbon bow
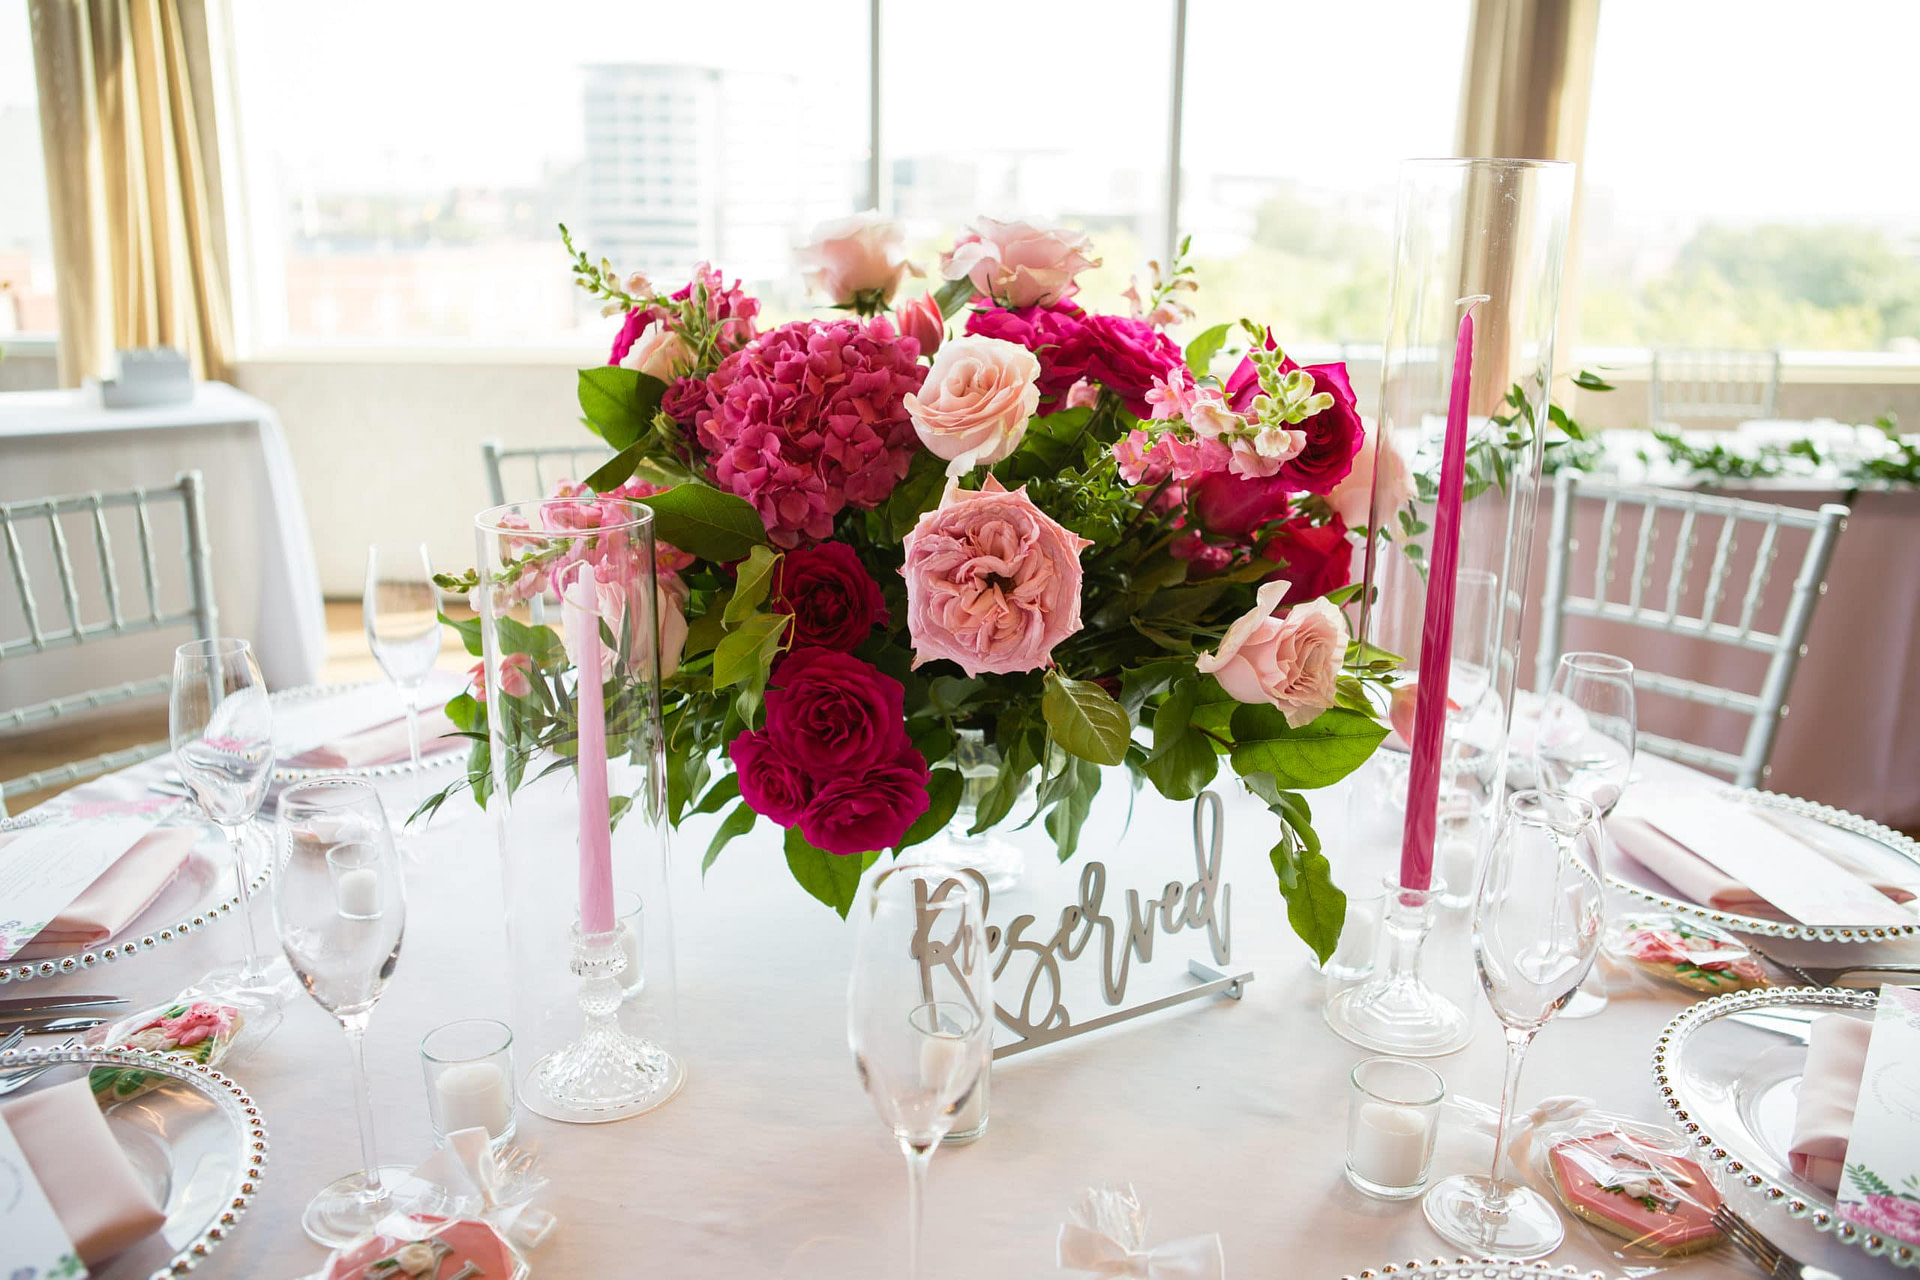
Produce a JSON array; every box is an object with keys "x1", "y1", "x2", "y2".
[
  {"x1": 1449, "y1": 1093, "x2": 1596, "y2": 1179},
  {"x1": 410, "y1": 1127, "x2": 557, "y2": 1250},
  {"x1": 1057, "y1": 1223, "x2": 1225, "y2": 1278}
]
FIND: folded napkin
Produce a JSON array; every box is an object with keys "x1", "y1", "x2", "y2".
[
  {"x1": 1789, "y1": 1013, "x2": 1873, "y2": 1194},
  {"x1": 1611, "y1": 817, "x2": 1916, "y2": 922},
  {"x1": 9, "y1": 826, "x2": 195, "y2": 960},
  {"x1": 284, "y1": 704, "x2": 461, "y2": 770},
  {"x1": 0, "y1": 1078, "x2": 167, "y2": 1264}
]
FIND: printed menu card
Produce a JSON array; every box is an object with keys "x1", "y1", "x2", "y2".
[
  {"x1": 0, "y1": 798, "x2": 181, "y2": 961},
  {"x1": 1837, "y1": 985, "x2": 1920, "y2": 1248},
  {"x1": 0, "y1": 1115, "x2": 88, "y2": 1278}
]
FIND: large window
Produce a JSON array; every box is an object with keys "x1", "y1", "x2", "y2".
[
  {"x1": 0, "y1": 5, "x2": 56, "y2": 338},
  {"x1": 1579, "y1": 0, "x2": 1920, "y2": 357}
]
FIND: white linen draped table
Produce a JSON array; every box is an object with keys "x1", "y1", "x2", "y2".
[
  {"x1": 0, "y1": 382, "x2": 326, "y2": 699},
  {"x1": 22, "y1": 751, "x2": 1918, "y2": 1279}
]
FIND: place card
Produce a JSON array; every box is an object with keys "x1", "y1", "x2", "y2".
[
  {"x1": 0, "y1": 1114, "x2": 89, "y2": 1279},
  {"x1": 1623, "y1": 787, "x2": 1914, "y2": 927},
  {"x1": 1836, "y1": 985, "x2": 1920, "y2": 1248},
  {"x1": 0, "y1": 799, "x2": 181, "y2": 961}
]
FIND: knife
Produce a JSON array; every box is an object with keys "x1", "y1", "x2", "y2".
[
  {"x1": 0, "y1": 1015, "x2": 109, "y2": 1036},
  {"x1": 0, "y1": 995, "x2": 128, "y2": 1016}
]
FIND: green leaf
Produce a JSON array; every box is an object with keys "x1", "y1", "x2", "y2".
[
  {"x1": 1119, "y1": 659, "x2": 1192, "y2": 716},
  {"x1": 785, "y1": 827, "x2": 880, "y2": 918},
  {"x1": 682, "y1": 590, "x2": 730, "y2": 656},
  {"x1": 1572, "y1": 369, "x2": 1615, "y2": 393},
  {"x1": 926, "y1": 675, "x2": 987, "y2": 716},
  {"x1": 703, "y1": 800, "x2": 757, "y2": 877},
  {"x1": 577, "y1": 366, "x2": 667, "y2": 450},
  {"x1": 1144, "y1": 681, "x2": 1218, "y2": 801},
  {"x1": 712, "y1": 612, "x2": 789, "y2": 690},
  {"x1": 1042, "y1": 672, "x2": 1132, "y2": 766},
  {"x1": 1044, "y1": 757, "x2": 1101, "y2": 860},
  {"x1": 691, "y1": 772, "x2": 741, "y2": 817},
  {"x1": 442, "y1": 691, "x2": 481, "y2": 733},
  {"x1": 439, "y1": 610, "x2": 485, "y2": 657},
  {"x1": 639, "y1": 484, "x2": 769, "y2": 563},
  {"x1": 970, "y1": 722, "x2": 1041, "y2": 834},
  {"x1": 491, "y1": 614, "x2": 566, "y2": 668},
  {"x1": 1271, "y1": 841, "x2": 1346, "y2": 965},
  {"x1": 585, "y1": 443, "x2": 644, "y2": 493},
  {"x1": 1229, "y1": 705, "x2": 1386, "y2": 789},
  {"x1": 725, "y1": 546, "x2": 782, "y2": 625},
  {"x1": 885, "y1": 449, "x2": 949, "y2": 540},
  {"x1": 908, "y1": 719, "x2": 955, "y2": 767},
  {"x1": 897, "y1": 767, "x2": 964, "y2": 851},
  {"x1": 1184, "y1": 322, "x2": 1233, "y2": 377},
  {"x1": 933, "y1": 275, "x2": 975, "y2": 320}
]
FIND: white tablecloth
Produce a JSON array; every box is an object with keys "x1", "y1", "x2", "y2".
[
  {"x1": 0, "y1": 382, "x2": 326, "y2": 699},
  {"x1": 17, "y1": 752, "x2": 1919, "y2": 1280}
]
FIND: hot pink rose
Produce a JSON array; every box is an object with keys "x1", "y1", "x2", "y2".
[
  {"x1": 619, "y1": 324, "x2": 696, "y2": 382},
  {"x1": 902, "y1": 477, "x2": 1092, "y2": 676},
  {"x1": 764, "y1": 648, "x2": 909, "y2": 775},
  {"x1": 800, "y1": 211, "x2": 915, "y2": 308},
  {"x1": 1195, "y1": 581, "x2": 1348, "y2": 726},
  {"x1": 896, "y1": 291, "x2": 945, "y2": 357},
  {"x1": 661, "y1": 375, "x2": 708, "y2": 425},
  {"x1": 1083, "y1": 314, "x2": 1185, "y2": 418},
  {"x1": 469, "y1": 651, "x2": 534, "y2": 702},
  {"x1": 771, "y1": 542, "x2": 889, "y2": 652},
  {"x1": 729, "y1": 728, "x2": 812, "y2": 826},
  {"x1": 1257, "y1": 513, "x2": 1353, "y2": 605},
  {"x1": 905, "y1": 335, "x2": 1041, "y2": 475},
  {"x1": 1329, "y1": 420, "x2": 1414, "y2": 530},
  {"x1": 1188, "y1": 472, "x2": 1293, "y2": 540},
  {"x1": 800, "y1": 742, "x2": 932, "y2": 856},
  {"x1": 1224, "y1": 351, "x2": 1362, "y2": 495},
  {"x1": 941, "y1": 216, "x2": 1100, "y2": 307}
]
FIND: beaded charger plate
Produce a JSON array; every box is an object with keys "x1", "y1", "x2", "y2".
[
  {"x1": 1652, "y1": 986, "x2": 1917, "y2": 1270},
  {"x1": 1609, "y1": 787, "x2": 1920, "y2": 942},
  {"x1": 0, "y1": 1044, "x2": 267, "y2": 1278},
  {"x1": 270, "y1": 681, "x2": 467, "y2": 783},
  {"x1": 1337, "y1": 1259, "x2": 1616, "y2": 1279}
]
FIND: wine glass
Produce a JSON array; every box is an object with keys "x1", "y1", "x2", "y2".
[
  {"x1": 273, "y1": 778, "x2": 409, "y2": 1246},
  {"x1": 171, "y1": 638, "x2": 282, "y2": 995},
  {"x1": 848, "y1": 865, "x2": 992, "y2": 1280},
  {"x1": 1424, "y1": 790, "x2": 1605, "y2": 1258},
  {"x1": 363, "y1": 542, "x2": 443, "y2": 828},
  {"x1": 1534, "y1": 652, "x2": 1635, "y2": 1017},
  {"x1": 1435, "y1": 568, "x2": 1500, "y2": 905}
]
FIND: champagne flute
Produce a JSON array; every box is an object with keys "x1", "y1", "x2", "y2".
[
  {"x1": 1435, "y1": 568, "x2": 1500, "y2": 905},
  {"x1": 273, "y1": 778, "x2": 408, "y2": 1247},
  {"x1": 1535, "y1": 652, "x2": 1635, "y2": 1017},
  {"x1": 848, "y1": 865, "x2": 992, "y2": 1280},
  {"x1": 1423, "y1": 790, "x2": 1605, "y2": 1258},
  {"x1": 363, "y1": 542, "x2": 443, "y2": 828},
  {"x1": 171, "y1": 638, "x2": 281, "y2": 994}
]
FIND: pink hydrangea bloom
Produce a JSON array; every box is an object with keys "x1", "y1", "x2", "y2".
[{"x1": 696, "y1": 318, "x2": 927, "y2": 547}]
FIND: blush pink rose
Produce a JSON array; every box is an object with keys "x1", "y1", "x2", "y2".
[
  {"x1": 619, "y1": 324, "x2": 696, "y2": 382},
  {"x1": 800, "y1": 211, "x2": 915, "y2": 307},
  {"x1": 904, "y1": 335, "x2": 1041, "y2": 475},
  {"x1": 895, "y1": 291, "x2": 945, "y2": 357},
  {"x1": 941, "y1": 216, "x2": 1100, "y2": 308},
  {"x1": 469, "y1": 651, "x2": 534, "y2": 702},
  {"x1": 556, "y1": 562, "x2": 687, "y2": 682},
  {"x1": 1329, "y1": 420, "x2": 1414, "y2": 530},
  {"x1": 902, "y1": 477, "x2": 1092, "y2": 676},
  {"x1": 1195, "y1": 580, "x2": 1348, "y2": 727}
]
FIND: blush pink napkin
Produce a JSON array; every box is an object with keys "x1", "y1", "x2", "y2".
[
  {"x1": 1788, "y1": 1013, "x2": 1874, "y2": 1193},
  {"x1": 1, "y1": 1078, "x2": 167, "y2": 1263},
  {"x1": 284, "y1": 703, "x2": 460, "y2": 769},
  {"x1": 1611, "y1": 817, "x2": 1917, "y2": 922},
  {"x1": 8, "y1": 827, "x2": 195, "y2": 960}
]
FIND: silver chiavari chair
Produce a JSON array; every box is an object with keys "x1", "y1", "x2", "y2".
[
  {"x1": 1536, "y1": 472, "x2": 1848, "y2": 788},
  {"x1": 1648, "y1": 347, "x2": 1783, "y2": 429},
  {"x1": 481, "y1": 440, "x2": 618, "y2": 505},
  {"x1": 1, "y1": 471, "x2": 218, "y2": 815}
]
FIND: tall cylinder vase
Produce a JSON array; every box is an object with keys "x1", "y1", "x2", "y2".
[
  {"x1": 474, "y1": 497, "x2": 685, "y2": 1121},
  {"x1": 1327, "y1": 157, "x2": 1574, "y2": 1057}
]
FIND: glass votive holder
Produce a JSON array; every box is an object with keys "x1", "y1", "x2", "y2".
[
  {"x1": 421, "y1": 1018, "x2": 516, "y2": 1147},
  {"x1": 615, "y1": 889, "x2": 644, "y2": 998},
  {"x1": 1346, "y1": 1056, "x2": 1444, "y2": 1199},
  {"x1": 326, "y1": 842, "x2": 383, "y2": 920},
  {"x1": 1324, "y1": 886, "x2": 1385, "y2": 982}
]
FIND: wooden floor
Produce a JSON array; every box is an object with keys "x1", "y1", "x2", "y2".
[{"x1": 0, "y1": 601, "x2": 473, "y2": 814}]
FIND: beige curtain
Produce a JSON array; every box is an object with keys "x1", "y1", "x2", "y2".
[{"x1": 28, "y1": 0, "x2": 234, "y2": 386}]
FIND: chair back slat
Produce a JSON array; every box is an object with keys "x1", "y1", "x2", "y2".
[
  {"x1": 1662, "y1": 506, "x2": 1698, "y2": 624},
  {"x1": 1626, "y1": 501, "x2": 1658, "y2": 616},
  {"x1": 481, "y1": 440, "x2": 618, "y2": 506},
  {"x1": 90, "y1": 496, "x2": 126, "y2": 631},
  {"x1": 1592, "y1": 494, "x2": 1619, "y2": 601},
  {"x1": 1734, "y1": 516, "x2": 1780, "y2": 640},
  {"x1": 1699, "y1": 515, "x2": 1738, "y2": 628},
  {"x1": 1649, "y1": 348, "x2": 1783, "y2": 427},
  {"x1": 134, "y1": 496, "x2": 163, "y2": 624},
  {"x1": 0, "y1": 510, "x2": 42, "y2": 648}
]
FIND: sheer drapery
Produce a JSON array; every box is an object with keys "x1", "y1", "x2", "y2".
[{"x1": 27, "y1": 0, "x2": 234, "y2": 385}]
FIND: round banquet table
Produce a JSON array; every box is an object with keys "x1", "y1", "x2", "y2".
[{"x1": 21, "y1": 750, "x2": 1920, "y2": 1280}]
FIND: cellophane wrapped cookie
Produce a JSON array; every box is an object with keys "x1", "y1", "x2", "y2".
[
  {"x1": 1531, "y1": 1111, "x2": 1727, "y2": 1268},
  {"x1": 1605, "y1": 912, "x2": 1770, "y2": 994},
  {"x1": 316, "y1": 1215, "x2": 528, "y2": 1280},
  {"x1": 87, "y1": 1001, "x2": 244, "y2": 1102}
]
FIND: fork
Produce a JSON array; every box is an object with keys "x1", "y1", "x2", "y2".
[
  {"x1": 0, "y1": 1035, "x2": 80, "y2": 1096},
  {"x1": 1745, "y1": 942, "x2": 1920, "y2": 988},
  {"x1": 1712, "y1": 1203, "x2": 1843, "y2": 1279}
]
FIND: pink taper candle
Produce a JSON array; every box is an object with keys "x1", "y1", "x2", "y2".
[
  {"x1": 564, "y1": 563, "x2": 617, "y2": 936},
  {"x1": 1398, "y1": 305, "x2": 1477, "y2": 891}
]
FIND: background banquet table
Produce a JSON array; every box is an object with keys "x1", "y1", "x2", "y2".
[
  {"x1": 25, "y1": 751, "x2": 1920, "y2": 1280},
  {"x1": 0, "y1": 382, "x2": 327, "y2": 699}
]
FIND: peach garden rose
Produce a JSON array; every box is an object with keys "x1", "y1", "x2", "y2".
[
  {"x1": 904, "y1": 335, "x2": 1042, "y2": 476},
  {"x1": 1196, "y1": 580, "x2": 1349, "y2": 726}
]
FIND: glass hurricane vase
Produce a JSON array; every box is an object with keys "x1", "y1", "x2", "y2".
[{"x1": 920, "y1": 728, "x2": 1032, "y2": 892}]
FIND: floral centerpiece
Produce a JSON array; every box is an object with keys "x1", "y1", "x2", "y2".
[{"x1": 429, "y1": 213, "x2": 1399, "y2": 959}]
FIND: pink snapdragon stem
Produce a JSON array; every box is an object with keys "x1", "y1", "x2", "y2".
[
  {"x1": 1399, "y1": 305, "x2": 1477, "y2": 891},
  {"x1": 570, "y1": 564, "x2": 616, "y2": 935}
]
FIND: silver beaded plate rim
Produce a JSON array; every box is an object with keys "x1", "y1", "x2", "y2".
[
  {"x1": 270, "y1": 681, "x2": 466, "y2": 783},
  {"x1": 0, "y1": 811, "x2": 272, "y2": 987},
  {"x1": 1608, "y1": 787, "x2": 1920, "y2": 942},
  {"x1": 1338, "y1": 1259, "x2": 1617, "y2": 1279},
  {"x1": 0, "y1": 1043, "x2": 267, "y2": 1278},
  {"x1": 1652, "y1": 985, "x2": 1918, "y2": 1269}
]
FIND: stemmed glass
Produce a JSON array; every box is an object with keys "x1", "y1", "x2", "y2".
[
  {"x1": 1424, "y1": 790, "x2": 1606, "y2": 1258},
  {"x1": 1534, "y1": 652, "x2": 1635, "y2": 1017},
  {"x1": 1436, "y1": 568, "x2": 1501, "y2": 904},
  {"x1": 273, "y1": 778, "x2": 409, "y2": 1247},
  {"x1": 363, "y1": 542, "x2": 443, "y2": 827},
  {"x1": 848, "y1": 865, "x2": 993, "y2": 1280},
  {"x1": 170, "y1": 638, "x2": 282, "y2": 995}
]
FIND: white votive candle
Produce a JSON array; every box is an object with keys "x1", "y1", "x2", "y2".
[
  {"x1": 618, "y1": 920, "x2": 641, "y2": 990},
  {"x1": 1351, "y1": 1102, "x2": 1430, "y2": 1186},
  {"x1": 1345, "y1": 1056, "x2": 1444, "y2": 1199},
  {"x1": 434, "y1": 1061, "x2": 511, "y2": 1138},
  {"x1": 335, "y1": 868, "x2": 380, "y2": 919}
]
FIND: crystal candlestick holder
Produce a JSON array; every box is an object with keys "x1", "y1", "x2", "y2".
[
  {"x1": 1324, "y1": 881, "x2": 1471, "y2": 1057},
  {"x1": 521, "y1": 923, "x2": 684, "y2": 1123}
]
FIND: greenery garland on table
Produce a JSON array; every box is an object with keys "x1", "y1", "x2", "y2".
[{"x1": 1648, "y1": 413, "x2": 1914, "y2": 487}]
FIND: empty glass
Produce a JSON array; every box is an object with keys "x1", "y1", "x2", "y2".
[
  {"x1": 274, "y1": 778, "x2": 409, "y2": 1247},
  {"x1": 848, "y1": 865, "x2": 992, "y2": 1280},
  {"x1": 171, "y1": 638, "x2": 281, "y2": 995},
  {"x1": 1535, "y1": 652, "x2": 1635, "y2": 1017},
  {"x1": 363, "y1": 541, "x2": 443, "y2": 824},
  {"x1": 1424, "y1": 790, "x2": 1605, "y2": 1258}
]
